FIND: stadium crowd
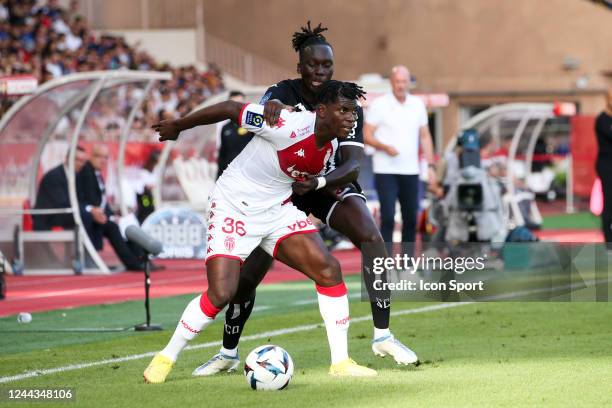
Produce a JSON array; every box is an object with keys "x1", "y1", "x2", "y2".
[{"x1": 0, "y1": 0, "x2": 225, "y2": 131}]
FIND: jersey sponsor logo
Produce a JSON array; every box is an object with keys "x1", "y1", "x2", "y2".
[
  {"x1": 297, "y1": 126, "x2": 311, "y2": 137},
  {"x1": 274, "y1": 117, "x2": 286, "y2": 129},
  {"x1": 287, "y1": 218, "x2": 314, "y2": 232},
  {"x1": 290, "y1": 131, "x2": 297, "y2": 138},
  {"x1": 286, "y1": 164, "x2": 309, "y2": 180},
  {"x1": 295, "y1": 148, "x2": 305, "y2": 157},
  {"x1": 245, "y1": 111, "x2": 264, "y2": 128},
  {"x1": 224, "y1": 236, "x2": 235, "y2": 252}
]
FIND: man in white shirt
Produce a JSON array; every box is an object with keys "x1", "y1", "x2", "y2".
[{"x1": 364, "y1": 65, "x2": 436, "y2": 245}]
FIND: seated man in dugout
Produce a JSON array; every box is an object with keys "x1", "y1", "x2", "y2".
[
  {"x1": 33, "y1": 145, "x2": 89, "y2": 231},
  {"x1": 76, "y1": 144, "x2": 155, "y2": 272}
]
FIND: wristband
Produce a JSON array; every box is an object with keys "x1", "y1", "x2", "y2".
[{"x1": 315, "y1": 177, "x2": 327, "y2": 190}]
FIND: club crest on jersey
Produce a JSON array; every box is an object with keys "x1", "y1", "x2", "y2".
[
  {"x1": 245, "y1": 111, "x2": 264, "y2": 128},
  {"x1": 295, "y1": 148, "x2": 305, "y2": 157},
  {"x1": 224, "y1": 236, "x2": 235, "y2": 252}
]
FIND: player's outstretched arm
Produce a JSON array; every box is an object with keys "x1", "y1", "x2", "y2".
[
  {"x1": 152, "y1": 100, "x2": 244, "y2": 141},
  {"x1": 292, "y1": 145, "x2": 362, "y2": 195}
]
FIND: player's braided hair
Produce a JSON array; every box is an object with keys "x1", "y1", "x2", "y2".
[
  {"x1": 315, "y1": 80, "x2": 366, "y2": 104},
  {"x1": 291, "y1": 21, "x2": 331, "y2": 55}
]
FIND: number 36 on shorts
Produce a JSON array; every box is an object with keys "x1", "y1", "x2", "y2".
[{"x1": 221, "y1": 217, "x2": 247, "y2": 236}]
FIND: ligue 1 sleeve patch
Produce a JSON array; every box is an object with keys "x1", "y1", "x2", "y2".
[{"x1": 245, "y1": 111, "x2": 264, "y2": 128}]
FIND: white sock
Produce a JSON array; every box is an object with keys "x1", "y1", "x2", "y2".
[
  {"x1": 160, "y1": 295, "x2": 215, "y2": 361},
  {"x1": 374, "y1": 327, "x2": 391, "y2": 340},
  {"x1": 316, "y1": 283, "x2": 350, "y2": 364},
  {"x1": 220, "y1": 346, "x2": 238, "y2": 358}
]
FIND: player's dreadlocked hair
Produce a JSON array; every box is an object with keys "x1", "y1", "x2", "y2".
[
  {"x1": 314, "y1": 80, "x2": 366, "y2": 105},
  {"x1": 291, "y1": 21, "x2": 331, "y2": 56}
]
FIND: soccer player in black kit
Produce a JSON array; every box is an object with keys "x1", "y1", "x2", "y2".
[{"x1": 193, "y1": 22, "x2": 418, "y2": 376}]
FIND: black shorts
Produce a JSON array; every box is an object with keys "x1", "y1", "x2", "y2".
[{"x1": 291, "y1": 182, "x2": 366, "y2": 225}]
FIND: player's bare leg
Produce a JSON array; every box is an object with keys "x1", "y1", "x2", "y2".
[
  {"x1": 275, "y1": 232, "x2": 376, "y2": 377},
  {"x1": 193, "y1": 249, "x2": 272, "y2": 376},
  {"x1": 329, "y1": 196, "x2": 418, "y2": 365},
  {"x1": 144, "y1": 257, "x2": 241, "y2": 383}
]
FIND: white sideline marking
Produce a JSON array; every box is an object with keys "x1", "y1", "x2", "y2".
[{"x1": 0, "y1": 302, "x2": 467, "y2": 384}]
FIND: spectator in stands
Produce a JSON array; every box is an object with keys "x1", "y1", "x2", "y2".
[
  {"x1": 595, "y1": 87, "x2": 612, "y2": 246},
  {"x1": 77, "y1": 144, "x2": 148, "y2": 271},
  {"x1": 33, "y1": 145, "x2": 88, "y2": 231},
  {"x1": 0, "y1": 0, "x2": 224, "y2": 133},
  {"x1": 364, "y1": 65, "x2": 437, "y2": 246},
  {"x1": 215, "y1": 91, "x2": 252, "y2": 179}
]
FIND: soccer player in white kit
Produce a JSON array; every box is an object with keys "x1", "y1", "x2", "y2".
[{"x1": 144, "y1": 81, "x2": 377, "y2": 383}]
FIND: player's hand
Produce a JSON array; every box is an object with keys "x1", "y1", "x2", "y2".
[
  {"x1": 91, "y1": 207, "x2": 108, "y2": 224},
  {"x1": 292, "y1": 175, "x2": 318, "y2": 195},
  {"x1": 264, "y1": 100, "x2": 294, "y2": 127},
  {"x1": 383, "y1": 145, "x2": 399, "y2": 157},
  {"x1": 152, "y1": 119, "x2": 181, "y2": 141}
]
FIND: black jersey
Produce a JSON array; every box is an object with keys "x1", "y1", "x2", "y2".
[{"x1": 260, "y1": 79, "x2": 364, "y2": 175}]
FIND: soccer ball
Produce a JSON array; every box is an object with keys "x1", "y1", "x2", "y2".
[{"x1": 244, "y1": 345, "x2": 294, "y2": 390}]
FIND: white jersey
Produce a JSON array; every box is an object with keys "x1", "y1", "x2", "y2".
[{"x1": 214, "y1": 103, "x2": 338, "y2": 215}]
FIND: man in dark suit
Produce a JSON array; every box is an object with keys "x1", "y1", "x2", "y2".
[
  {"x1": 33, "y1": 145, "x2": 89, "y2": 230},
  {"x1": 215, "y1": 91, "x2": 253, "y2": 179},
  {"x1": 77, "y1": 144, "x2": 146, "y2": 271}
]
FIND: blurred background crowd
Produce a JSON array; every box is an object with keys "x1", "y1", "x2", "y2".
[{"x1": 0, "y1": 0, "x2": 225, "y2": 129}]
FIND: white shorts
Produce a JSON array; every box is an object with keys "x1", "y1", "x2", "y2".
[{"x1": 204, "y1": 195, "x2": 318, "y2": 264}]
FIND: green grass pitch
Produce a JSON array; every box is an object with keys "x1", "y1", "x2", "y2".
[{"x1": 1, "y1": 276, "x2": 611, "y2": 407}]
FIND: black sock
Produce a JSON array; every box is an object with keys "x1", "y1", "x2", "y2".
[
  {"x1": 363, "y1": 267, "x2": 391, "y2": 329},
  {"x1": 362, "y1": 242, "x2": 391, "y2": 330},
  {"x1": 222, "y1": 294, "x2": 256, "y2": 351}
]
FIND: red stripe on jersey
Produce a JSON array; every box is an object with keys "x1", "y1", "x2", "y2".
[
  {"x1": 316, "y1": 282, "x2": 348, "y2": 297},
  {"x1": 200, "y1": 292, "x2": 222, "y2": 318},
  {"x1": 237, "y1": 103, "x2": 249, "y2": 127},
  {"x1": 272, "y1": 229, "x2": 318, "y2": 258}
]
